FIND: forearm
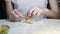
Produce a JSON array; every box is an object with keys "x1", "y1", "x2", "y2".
[
  {"x1": 5, "y1": 0, "x2": 13, "y2": 14},
  {"x1": 43, "y1": 8, "x2": 59, "y2": 19}
]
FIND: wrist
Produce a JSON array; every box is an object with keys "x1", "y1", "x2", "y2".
[{"x1": 43, "y1": 8, "x2": 49, "y2": 15}]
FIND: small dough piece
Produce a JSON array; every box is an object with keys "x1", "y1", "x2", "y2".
[
  {"x1": 27, "y1": 18, "x2": 33, "y2": 24},
  {"x1": 21, "y1": 18, "x2": 33, "y2": 24}
]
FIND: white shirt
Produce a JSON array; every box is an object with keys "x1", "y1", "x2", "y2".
[{"x1": 12, "y1": 0, "x2": 48, "y2": 20}]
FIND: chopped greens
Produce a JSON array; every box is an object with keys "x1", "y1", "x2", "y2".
[{"x1": 0, "y1": 25, "x2": 10, "y2": 34}]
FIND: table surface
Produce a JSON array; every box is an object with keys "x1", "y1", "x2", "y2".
[{"x1": 0, "y1": 19, "x2": 60, "y2": 34}]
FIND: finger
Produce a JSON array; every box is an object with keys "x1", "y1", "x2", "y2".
[
  {"x1": 9, "y1": 15, "x2": 18, "y2": 20},
  {"x1": 9, "y1": 17, "x2": 18, "y2": 22},
  {"x1": 27, "y1": 11, "x2": 34, "y2": 18},
  {"x1": 36, "y1": 10, "x2": 43, "y2": 16},
  {"x1": 9, "y1": 15, "x2": 18, "y2": 22},
  {"x1": 33, "y1": 9, "x2": 39, "y2": 16},
  {"x1": 11, "y1": 11, "x2": 19, "y2": 19},
  {"x1": 28, "y1": 8, "x2": 35, "y2": 17},
  {"x1": 14, "y1": 9, "x2": 24, "y2": 18},
  {"x1": 34, "y1": 8, "x2": 43, "y2": 16},
  {"x1": 36, "y1": 11, "x2": 40, "y2": 16}
]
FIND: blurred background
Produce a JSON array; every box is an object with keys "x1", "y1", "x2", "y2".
[
  {"x1": 58, "y1": 0, "x2": 60, "y2": 11},
  {"x1": 0, "y1": 0, "x2": 60, "y2": 19}
]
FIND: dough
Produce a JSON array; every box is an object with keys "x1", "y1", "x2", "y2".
[{"x1": 21, "y1": 18, "x2": 34, "y2": 24}]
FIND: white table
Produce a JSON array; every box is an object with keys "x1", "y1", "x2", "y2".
[{"x1": 0, "y1": 19, "x2": 60, "y2": 34}]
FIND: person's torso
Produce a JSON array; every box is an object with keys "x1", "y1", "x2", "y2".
[{"x1": 12, "y1": 0, "x2": 48, "y2": 20}]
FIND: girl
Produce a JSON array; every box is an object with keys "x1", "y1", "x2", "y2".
[{"x1": 5, "y1": 0, "x2": 59, "y2": 21}]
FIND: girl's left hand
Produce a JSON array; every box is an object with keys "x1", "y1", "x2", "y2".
[{"x1": 27, "y1": 7, "x2": 44, "y2": 18}]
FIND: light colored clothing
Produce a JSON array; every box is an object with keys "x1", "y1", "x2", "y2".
[{"x1": 11, "y1": 0, "x2": 48, "y2": 20}]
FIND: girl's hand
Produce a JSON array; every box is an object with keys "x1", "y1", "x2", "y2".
[
  {"x1": 9, "y1": 9, "x2": 24, "y2": 22},
  {"x1": 27, "y1": 7, "x2": 44, "y2": 18}
]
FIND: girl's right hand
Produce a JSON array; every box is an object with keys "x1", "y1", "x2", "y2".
[{"x1": 9, "y1": 9, "x2": 24, "y2": 22}]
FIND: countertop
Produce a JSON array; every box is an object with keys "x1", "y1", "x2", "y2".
[{"x1": 0, "y1": 19, "x2": 60, "y2": 34}]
